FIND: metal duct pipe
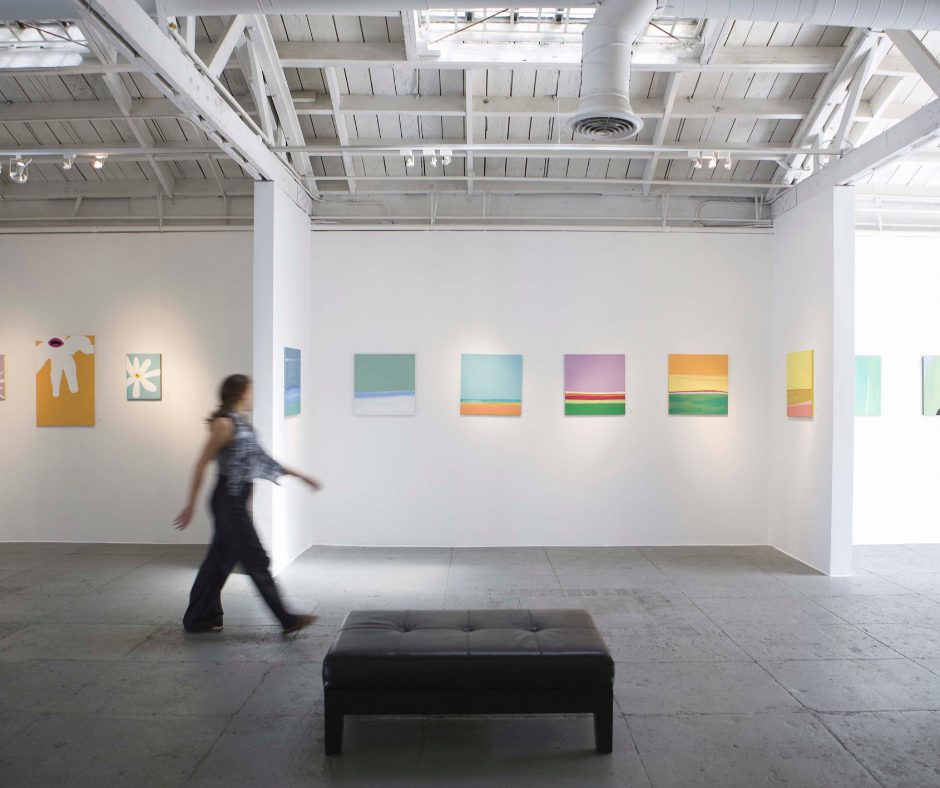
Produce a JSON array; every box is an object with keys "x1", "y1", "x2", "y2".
[
  {"x1": 0, "y1": 1, "x2": 435, "y2": 22},
  {"x1": 570, "y1": 0, "x2": 658, "y2": 140},
  {"x1": 661, "y1": 0, "x2": 940, "y2": 30},
  {"x1": 570, "y1": 0, "x2": 940, "y2": 141}
]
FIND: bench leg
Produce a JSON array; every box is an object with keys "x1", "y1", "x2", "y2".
[
  {"x1": 325, "y1": 691, "x2": 344, "y2": 756},
  {"x1": 594, "y1": 694, "x2": 613, "y2": 754}
]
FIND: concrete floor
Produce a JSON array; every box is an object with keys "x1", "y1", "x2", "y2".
[{"x1": 1, "y1": 544, "x2": 940, "y2": 787}]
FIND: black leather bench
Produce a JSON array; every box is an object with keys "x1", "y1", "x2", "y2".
[{"x1": 321, "y1": 609, "x2": 615, "y2": 755}]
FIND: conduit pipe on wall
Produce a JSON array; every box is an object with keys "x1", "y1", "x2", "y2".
[{"x1": 570, "y1": 0, "x2": 940, "y2": 140}]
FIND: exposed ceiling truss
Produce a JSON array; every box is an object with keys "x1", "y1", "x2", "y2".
[{"x1": 0, "y1": 6, "x2": 938, "y2": 231}]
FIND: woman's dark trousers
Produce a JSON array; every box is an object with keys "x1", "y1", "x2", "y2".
[{"x1": 183, "y1": 477, "x2": 298, "y2": 632}]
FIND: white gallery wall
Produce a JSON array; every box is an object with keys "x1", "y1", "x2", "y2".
[
  {"x1": 855, "y1": 233, "x2": 940, "y2": 545},
  {"x1": 770, "y1": 187, "x2": 855, "y2": 575},
  {"x1": 0, "y1": 231, "x2": 252, "y2": 545},
  {"x1": 306, "y1": 230, "x2": 774, "y2": 547}
]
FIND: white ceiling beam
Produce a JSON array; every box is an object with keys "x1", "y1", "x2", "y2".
[
  {"x1": 642, "y1": 73, "x2": 679, "y2": 197},
  {"x1": 834, "y1": 36, "x2": 890, "y2": 151},
  {"x1": 850, "y1": 76, "x2": 912, "y2": 145},
  {"x1": 78, "y1": 21, "x2": 176, "y2": 198},
  {"x1": 699, "y1": 19, "x2": 733, "y2": 66},
  {"x1": 775, "y1": 29, "x2": 874, "y2": 186},
  {"x1": 0, "y1": 43, "x2": 919, "y2": 80},
  {"x1": 1, "y1": 178, "x2": 254, "y2": 201},
  {"x1": 7, "y1": 95, "x2": 916, "y2": 127},
  {"x1": 886, "y1": 30, "x2": 940, "y2": 97},
  {"x1": 66, "y1": 0, "x2": 312, "y2": 212},
  {"x1": 243, "y1": 15, "x2": 315, "y2": 187},
  {"x1": 206, "y1": 14, "x2": 244, "y2": 79},
  {"x1": 465, "y1": 68, "x2": 474, "y2": 195},
  {"x1": 400, "y1": 9, "x2": 419, "y2": 63},
  {"x1": 0, "y1": 98, "x2": 181, "y2": 122},
  {"x1": 269, "y1": 41, "x2": 858, "y2": 74},
  {"x1": 778, "y1": 99, "x2": 940, "y2": 214},
  {"x1": 324, "y1": 67, "x2": 356, "y2": 195},
  {"x1": 233, "y1": 39, "x2": 274, "y2": 141}
]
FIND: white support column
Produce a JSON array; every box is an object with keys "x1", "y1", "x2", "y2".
[
  {"x1": 253, "y1": 181, "x2": 314, "y2": 574},
  {"x1": 770, "y1": 186, "x2": 855, "y2": 576}
]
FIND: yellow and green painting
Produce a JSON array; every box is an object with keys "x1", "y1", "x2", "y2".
[
  {"x1": 668, "y1": 354, "x2": 728, "y2": 415},
  {"x1": 787, "y1": 350, "x2": 814, "y2": 418}
]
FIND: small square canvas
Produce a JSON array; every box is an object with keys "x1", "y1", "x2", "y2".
[
  {"x1": 36, "y1": 335, "x2": 95, "y2": 426},
  {"x1": 787, "y1": 350, "x2": 814, "y2": 418},
  {"x1": 564, "y1": 354, "x2": 625, "y2": 415},
  {"x1": 668, "y1": 354, "x2": 728, "y2": 415},
  {"x1": 354, "y1": 354, "x2": 416, "y2": 416},
  {"x1": 0, "y1": 354, "x2": 5, "y2": 401},
  {"x1": 855, "y1": 356, "x2": 881, "y2": 416},
  {"x1": 285, "y1": 348, "x2": 301, "y2": 417},
  {"x1": 923, "y1": 356, "x2": 940, "y2": 416},
  {"x1": 460, "y1": 354, "x2": 522, "y2": 416},
  {"x1": 126, "y1": 354, "x2": 162, "y2": 400}
]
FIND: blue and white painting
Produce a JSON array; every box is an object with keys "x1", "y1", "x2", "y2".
[
  {"x1": 354, "y1": 354, "x2": 416, "y2": 416},
  {"x1": 285, "y1": 347, "x2": 301, "y2": 417}
]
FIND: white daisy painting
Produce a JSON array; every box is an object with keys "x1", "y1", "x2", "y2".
[
  {"x1": 0, "y1": 354, "x2": 5, "y2": 400},
  {"x1": 127, "y1": 354, "x2": 162, "y2": 400}
]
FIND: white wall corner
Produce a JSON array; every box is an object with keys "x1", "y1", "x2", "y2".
[
  {"x1": 829, "y1": 185, "x2": 856, "y2": 576},
  {"x1": 252, "y1": 180, "x2": 314, "y2": 575},
  {"x1": 770, "y1": 185, "x2": 855, "y2": 576}
]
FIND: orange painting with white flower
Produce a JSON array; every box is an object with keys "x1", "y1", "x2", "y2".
[{"x1": 36, "y1": 335, "x2": 95, "y2": 426}]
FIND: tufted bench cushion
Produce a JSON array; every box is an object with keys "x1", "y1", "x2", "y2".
[{"x1": 322, "y1": 609, "x2": 614, "y2": 755}]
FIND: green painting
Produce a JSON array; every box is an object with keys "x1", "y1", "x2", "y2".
[
  {"x1": 855, "y1": 356, "x2": 881, "y2": 416},
  {"x1": 924, "y1": 356, "x2": 940, "y2": 416}
]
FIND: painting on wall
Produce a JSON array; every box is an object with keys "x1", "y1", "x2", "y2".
[
  {"x1": 0, "y1": 354, "x2": 5, "y2": 401},
  {"x1": 667, "y1": 354, "x2": 728, "y2": 415},
  {"x1": 923, "y1": 356, "x2": 940, "y2": 416},
  {"x1": 564, "y1": 354, "x2": 625, "y2": 415},
  {"x1": 126, "y1": 354, "x2": 162, "y2": 400},
  {"x1": 460, "y1": 354, "x2": 522, "y2": 416},
  {"x1": 787, "y1": 350, "x2": 814, "y2": 418},
  {"x1": 855, "y1": 355, "x2": 881, "y2": 416},
  {"x1": 36, "y1": 335, "x2": 95, "y2": 426},
  {"x1": 285, "y1": 348, "x2": 301, "y2": 417},
  {"x1": 354, "y1": 354, "x2": 416, "y2": 416}
]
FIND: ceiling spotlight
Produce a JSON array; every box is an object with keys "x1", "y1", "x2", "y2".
[
  {"x1": 401, "y1": 148, "x2": 415, "y2": 167},
  {"x1": 723, "y1": 157, "x2": 732, "y2": 170},
  {"x1": 430, "y1": 155, "x2": 438, "y2": 168},
  {"x1": 93, "y1": 155, "x2": 107, "y2": 170},
  {"x1": 693, "y1": 157, "x2": 702, "y2": 169},
  {"x1": 441, "y1": 149, "x2": 452, "y2": 166},
  {"x1": 707, "y1": 155, "x2": 717, "y2": 169},
  {"x1": 62, "y1": 155, "x2": 75, "y2": 171},
  {"x1": 9, "y1": 157, "x2": 30, "y2": 183}
]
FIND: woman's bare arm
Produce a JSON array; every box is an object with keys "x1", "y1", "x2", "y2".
[{"x1": 173, "y1": 417, "x2": 234, "y2": 530}]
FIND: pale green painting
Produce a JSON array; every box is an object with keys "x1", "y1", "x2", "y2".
[
  {"x1": 924, "y1": 356, "x2": 940, "y2": 416},
  {"x1": 855, "y1": 356, "x2": 881, "y2": 416}
]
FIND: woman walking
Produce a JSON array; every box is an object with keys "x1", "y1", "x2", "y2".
[{"x1": 174, "y1": 374, "x2": 321, "y2": 634}]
